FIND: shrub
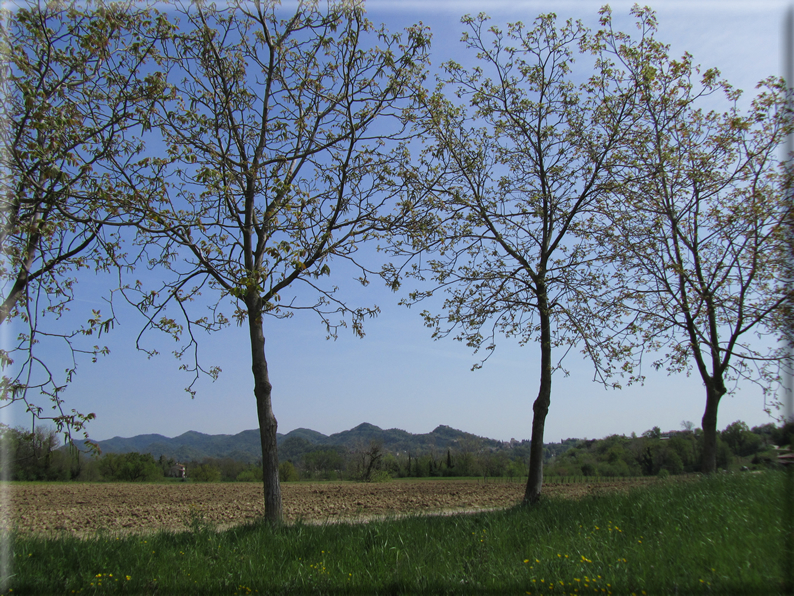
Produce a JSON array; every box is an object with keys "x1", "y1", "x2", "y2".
[
  {"x1": 98, "y1": 452, "x2": 163, "y2": 482},
  {"x1": 371, "y1": 470, "x2": 392, "y2": 483},
  {"x1": 236, "y1": 466, "x2": 263, "y2": 482},
  {"x1": 190, "y1": 463, "x2": 221, "y2": 482},
  {"x1": 279, "y1": 461, "x2": 299, "y2": 482}
]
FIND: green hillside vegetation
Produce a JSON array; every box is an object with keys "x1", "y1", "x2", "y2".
[
  {"x1": 545, "y1": 422, "x2": 787, "y2": 479},
  {"x1": 2, "y1": 420, "x2": 791, "y2": 484}
]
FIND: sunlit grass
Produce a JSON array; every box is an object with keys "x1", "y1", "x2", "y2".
[{"x1": 4, "y1": 471, "x2": 786, "y2": 595}]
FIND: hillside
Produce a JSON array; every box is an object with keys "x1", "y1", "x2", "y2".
[
  {"x1": 33, "y1": 419, "x2": 789, "y2": 484},
  {"x1": 70, "y1": 423, "x2": 519, "y2": 464}
]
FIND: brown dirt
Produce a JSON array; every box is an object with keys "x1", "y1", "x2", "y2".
[{"x1": 1, "y1": 478, "x2": 655, "y2": 539}]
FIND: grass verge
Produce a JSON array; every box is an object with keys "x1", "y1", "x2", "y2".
[{"x1": 4, "y1": 471, "x2": 786, "y2": 595}]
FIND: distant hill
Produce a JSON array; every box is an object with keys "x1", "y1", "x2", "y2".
[{"x1": 70, "y1": 423, "x2": 518, "y2": 463}]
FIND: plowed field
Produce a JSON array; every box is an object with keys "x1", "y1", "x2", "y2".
[{"x1": 3, "y1": 478, "x2": 653, "y2": 538}]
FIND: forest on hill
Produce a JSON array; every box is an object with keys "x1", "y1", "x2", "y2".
[{"x1": 2, "y1": 419, "x2": 790, "y2": 484}]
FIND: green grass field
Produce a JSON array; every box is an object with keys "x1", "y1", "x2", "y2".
[{"x1": 3, "y1": 471, "x2": 789, "y2": 595}]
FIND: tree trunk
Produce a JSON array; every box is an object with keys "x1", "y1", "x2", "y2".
[
  {"x1": 524, "y1": 295, "x2": 552, "y2": 505},
  {"x1": 700, "y1": 380, "x2": 726, "y2": 474},
  {"x1": 246, "y1": 297, "x2": 282, "y2": 525}
]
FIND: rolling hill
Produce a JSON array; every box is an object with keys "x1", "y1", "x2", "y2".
[{"x1": 71, "y1": 423, "x2": 510, "y2": 463}]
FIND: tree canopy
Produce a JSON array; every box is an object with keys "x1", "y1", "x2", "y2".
[
  {"x1": 593, "y1": 5, "x2": 793, "y2": 473},
  {"x1": 0, "y1": 1, "x2": 169, "y2": 440},
  {"x1": 390, "y1": 10, "x2": 644, "y2": 502},
  {"x1": 118, "y1": 0, "x2": 430, "y2": 523}
]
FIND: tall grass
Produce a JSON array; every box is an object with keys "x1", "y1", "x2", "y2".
[{"x1": 4, "y1": 471, "x2": 786, "y2": 595}]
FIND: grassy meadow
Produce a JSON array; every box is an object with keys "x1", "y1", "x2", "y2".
[{"x1": 4, "y1": 471, "x2": 789, "y2": 595}]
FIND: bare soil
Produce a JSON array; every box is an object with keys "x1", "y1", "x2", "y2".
[{"x1": 2, "y1": 478, "x2": 654, "y2": 538}]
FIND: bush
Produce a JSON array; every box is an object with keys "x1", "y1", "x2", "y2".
[
  {"x1": 370, "y1": 470, "x2": 392, "y2": 483},
  {"x1": 190, "y1": 463, "x2": 221, "y2": 482},
  {"x1": 98, "y1": 452, "x2": 163, "y2": 482},
  {"x1": 279, "y1": 461, "x2": 299, "y2": 482},
  {"x1": 236, "y1": 467, "x2": 263, "y2": 482}
]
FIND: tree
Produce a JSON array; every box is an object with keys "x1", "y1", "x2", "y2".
[
  {"x1": 721, "y1": 420, "x2": 762, "y2": 457},
  {"x1": 391, "y1": 12, "x2": 641, "y2": 503},
  {"x1": 278, "y1": 461, "x2": 299, "y2": 482},
  {"x1": 642, "y1": 426, "x2": 662, "y2": 440},
  {"x1": 595, "y1": 6, "x2": 792, "y2": 473},
  {"x1": 123, "y1": 1, "x2": 429, "y2": 524},
  {"x1": 351, "y1": 440, "x2": 384, "y2": 482},
  {"x1": 302, "y1": 448, "x2": 345, "y2": 479},
  {"x1": 97, "y1": 451, "x2": 163, "y2": 481},
  {"x1": 189, "y1": 462, "x2": 221, "y2": 483},
  {"x1": 0, "y1": 1, "x2": 168, "y2": 440},
  {"x1": 0, "y1": 423, "x2": 72, "y2": 480}
]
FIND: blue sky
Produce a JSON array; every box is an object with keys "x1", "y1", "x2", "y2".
[{"x1": 3, "y1": 0, "x2": 790, "y2": 444}]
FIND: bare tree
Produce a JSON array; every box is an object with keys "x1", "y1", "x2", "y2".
[
  {"x1": 351, "y1": 439, "x2": 383, "y2": 482},
  {"x1": 123, "y1": 1, "x2": 429, "y2": 523}
]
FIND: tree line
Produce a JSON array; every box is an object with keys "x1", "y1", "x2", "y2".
[
  {"x1": 1, "y1": 1, "x2": 791, "y2": 524},
  {"x1": 2, "y1": 419, "x2": 789, "y2": 483}
]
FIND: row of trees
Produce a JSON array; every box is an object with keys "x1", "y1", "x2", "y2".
[
  {"x1": 388, "y1": 7, "x2": 792, "y2": 502},
  {"x1": 0, "y1": 424, "x2": 262, "y2": 481},
  {"x1": 3, "y1": 420, "x2": 787, "y2": 482},
  {"x1": 546, "y1": 421, "x2": 788, "y2": 478},
  {"x1": 2, "y1": 2, "x2": 791, "y2": 522}
]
